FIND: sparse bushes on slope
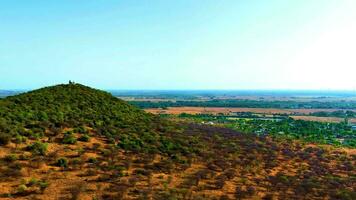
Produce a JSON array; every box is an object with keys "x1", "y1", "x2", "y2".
[
  {"x1": 26, "y1": 141, "x2": 48, "y2": 156},
  {"x1": 78, "y1": 134, "x2": 90, "y2": 142},
  {"x1": 0, "y1": 83, "x2": 187, "y2": 155},
  {"x1": 62, "y1": 132, "x2": 77, "y2": 144}
]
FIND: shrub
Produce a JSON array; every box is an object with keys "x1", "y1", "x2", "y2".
[
  {"x1": 27, "y1": 142, "x2": 48, "y2": 156},
  {"x1": 24, "y1": 178, "x2": 49, "y2": 193},
  {"x1": 88, "y1": 157, "x2": 98, "y2": 164},
  {"x1": 74, "y1": 126, "x2": 88, "y2": 134},
  {"x1": 14, "y1": 135, "x2": 27, "y2": 145},
  {"x1": 38, "y1": 181, "x2": 49, "y2": 191},
  {"x1": 4, "y1": 154, "x2": 18, "y2": 162},
  {"x1": 27, "y1": 178, "x2": 39, "y2": 186},
  {"x1": 62, "y1": 133, "x2": 77, "y2": 144},
  {"x1": 17, "y1": 184, "x2": 27, "y2": 194},
  {"x1": 0, "y1": 132, "x2": 11, "y2": 146},
  {"x1": 78, "y1": 134, "x2": 90, "y2": 142},
  {"x1": 56, "y1": 157, "x2": 68, "y2": 168},
  {"x1": 71, "y1": 158, "x2": 82, "y2": 165}
]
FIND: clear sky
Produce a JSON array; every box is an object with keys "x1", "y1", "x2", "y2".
[{"x1": 1, "y1": 0, "x2": 356, "y2": 90}]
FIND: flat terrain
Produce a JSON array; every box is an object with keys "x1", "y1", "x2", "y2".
[
  {"x1": 145, "y1": 107, "x2": 356, "y2": 115},
  {"x1": 146, "y1": 107, "x2": 356, "y2": 123}
]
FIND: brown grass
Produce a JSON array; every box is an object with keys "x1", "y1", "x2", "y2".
[
  {"x1": 291, "y1": 116, "x2": 345, "y2": 123},
  {"x1": 146, "y1": 106, "x2": 356, "y2": 115},
  {"x1": 146, "y1": 107, "x2": 356, "y2": 123},
  {"x1": 0, "y1": 125, "x2": 355, "y2": 200}
]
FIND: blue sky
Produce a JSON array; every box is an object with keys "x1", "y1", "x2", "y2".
[{"x1": 1, "y1": 0, "x2": 355, "y2": 90}]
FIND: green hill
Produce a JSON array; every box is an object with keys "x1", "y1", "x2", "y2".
[
  {"x1": 0, "y1": 83, "x2": 187, "y2": 155},
  {"x1": 0, "y1": 83, "x2": 354, "y2": 200},
  {"x1": 0, "y1": 83, "x2": 152, "y2": 128}
]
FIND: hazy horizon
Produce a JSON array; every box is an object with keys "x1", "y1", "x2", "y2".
[
  {"x1": 1, "y1": 86, "x2": 356, "y2": 97},
  {"x1": 1, "y1": 1, "x2": 356, "y2": 90}
]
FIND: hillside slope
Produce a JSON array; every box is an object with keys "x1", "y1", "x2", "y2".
[
  {"x1": 0, "y1": 84, "x2": 355, "y2": 200},
  {"x1": 0, "y1": 83, "x2": 154, "y2": 135}
]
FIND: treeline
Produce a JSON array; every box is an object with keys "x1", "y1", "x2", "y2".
[
  {"x1": 310, "y1": 110, "x2": 356, "y2": 118},
  {"x1": 130, "y1": 99, "x2": 356, "y2": 109}
]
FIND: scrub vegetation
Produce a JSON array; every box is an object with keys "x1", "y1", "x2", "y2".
[{"x1": 0, "y1": 84, "x2": 355, "y2": 200}]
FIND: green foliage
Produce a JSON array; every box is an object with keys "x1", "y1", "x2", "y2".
[
  {"x1": 27, "y1": 141, "x2": 48, "y2": 156},
  {"x1": 73, "y1": 126, "x2": 88, "y2": 134},
  {"x1": 27, "y1": 178, "x2": 39, "y2": 186},
  {"x1": 0, "y1": 84, "x2": 183, "y2": 155},
  {"x1": 0, "y1": 132, "x2": 11, "y2": 145},
  {"x1": 23, "y1": 178, "x2": 49, "y2": 193},
  {"x1": 118, "y1": 135, "x2": 143, "y2": 151},
  {"x1": 62, "y1": 132, "x2": 77, "y2": 144},
  {"x1": 17, "y1": 184, "x2": 27, "y2": 194},
  {"x1": 0, "y1": 83, "x2": 154, "y2": 134},
  {"x1": 311, "y1": 110, "x2": 356, "y2": 118},
  {"x1": 14, "y1": 134, "x2": 27, "y2": 145},
  {"x1": 78, "y1": 134, "x2": 90, "y2": 142},
  {"x1": 56, "y1": 157, "x2": 68, "y2": 168},
  {"x1": 177, "y1": 114, "x2": 356, "y2": 148},
  {"x1": 4, "y1": 154, "x2": 18, "y2": 162},
  {"x1": 2, "y1": 83, "x2": 354, "y2": 199},
  {"x1": 38, "y1": 181, "x2": 49, "y2": 191}
]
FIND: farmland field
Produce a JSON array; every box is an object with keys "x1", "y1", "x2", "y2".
[
  {"x1": 145, "y1": 107, "x2": 356, "y2": 122},
  {"x1": 145, "y1": 106, "x2": 356, "y2": 115}
]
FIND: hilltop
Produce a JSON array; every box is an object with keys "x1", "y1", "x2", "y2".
[
  {"x1": 0, "y1": 83, "x2": 155, "y2": 136},
  {"x1": 0, "y1": 83, "x2": 177, "y2": 152},
  {"x1": 0, "y1": 84, "x2": 355, "y2": 200}
]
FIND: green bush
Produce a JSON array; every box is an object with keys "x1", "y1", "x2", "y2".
[
  {"x1": 38, "y1": 181, "x2": 49, "y2": 191},
  {"x1": 17, "y1": 184, "x2": 27, "y2": 194},
  {"x1": 4, "y1": 154, "x2": 18, "y2": 162},
  {"x1": 0, "y1": 132, "x2": 11, "y2": 146},
  {"x1": 56, "y1": 157, "x2": 68, "y2": 168},
  {"x1": 88, "y1": 157, "x2": 98, "y2": 164},
  {"x1": 27, "y1": 178, "x2": 39, "y2": 186},
  {"x1": 27, "y1": 142, "x2": 48, "y2": 156},
  {"x1": 14, "y1": 135, "x2": 27, "y2": 145},
  {"x1": 24, "y1": 178, "x2": 49, "y2": 193},
  {"x1": 74, "y1": 126, "x2": 88, "y2": 134},
  {"x1": 62, "y1": 133, "x2": 77, "y2": 144},
  {"x1": 78, "y1": 134, "x2": 90, "y2": 142}
]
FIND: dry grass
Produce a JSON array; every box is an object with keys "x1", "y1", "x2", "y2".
[
  {"x1": 146, "y1": 107, "x2": 356, "y2": 123},
  {"x1": 0, "y1": 125, "x2": 355, "y2": 200},
  {"x1": 146, "y1": 106, "x2": 356, "y2": 115},
  {"x1": 291, "y1": 116, "x2": 345, "y2": 123}
]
